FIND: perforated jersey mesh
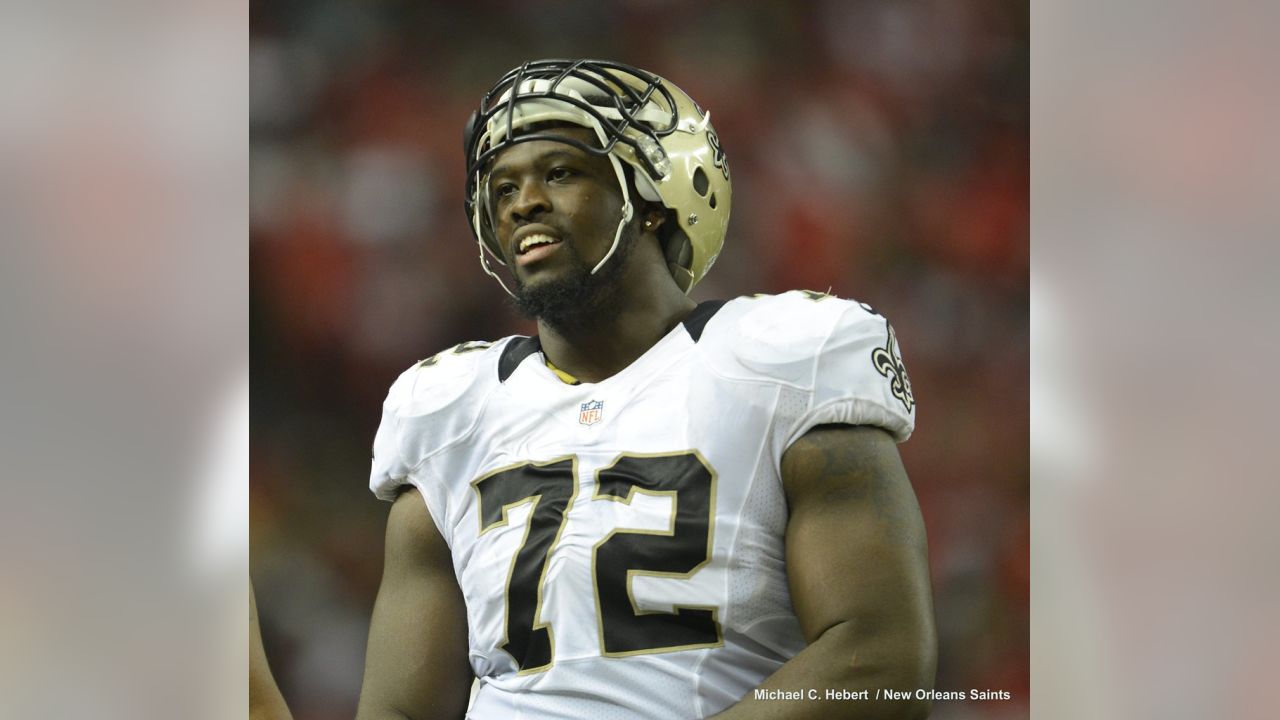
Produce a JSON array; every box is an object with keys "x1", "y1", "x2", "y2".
[{"x1": 727, "y1": 383, "x2": 808, "y2": 645}]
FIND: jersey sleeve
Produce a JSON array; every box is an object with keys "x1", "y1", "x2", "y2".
[
  {"x1": 368, "y1": 337, "x2": 505, "y2": 554},
  {"x1": 369, "y1": 365, "x2": 418, "y2": 502},
  {"x1": 786, "y1": 300, "x2": 917, "y2": 446}
]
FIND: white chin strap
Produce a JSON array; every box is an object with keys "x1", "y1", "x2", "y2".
[
  {"x1": 591, "y1": 150, "x2": 635, "y2": 276},
  {"x1": 593, "y1": 162, "x2": 634, "y2": 274},
  {"x1": 474, "y1": 189, "x2": 519, "y2": 298}
]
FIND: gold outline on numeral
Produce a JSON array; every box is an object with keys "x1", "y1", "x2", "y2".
[
  {"x1": 590, "y1": 450, "x2": 724, "y2": 658},
  {"x1": 470, "y1": 455, "x2": 578, "y2": 675}
]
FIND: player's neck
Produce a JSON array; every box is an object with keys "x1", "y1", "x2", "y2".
[{"x1": 536, "y1": 272, "x2": 695, "y2": 384}]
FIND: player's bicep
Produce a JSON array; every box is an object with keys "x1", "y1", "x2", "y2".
[
  {"x1": 781, "y1": 425, "x2": 935, "y2": 674},
  {"x1": 357, "y1": 488, "x2": 471, "y2": 720}
]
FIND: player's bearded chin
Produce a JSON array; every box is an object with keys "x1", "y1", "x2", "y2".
[{"x1": 509, "y1": 228, "x2": 636, "y2": 332}]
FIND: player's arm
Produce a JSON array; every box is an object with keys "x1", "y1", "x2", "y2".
[
  {"x1": 712, "y1": 424, "x2": 936, "y2": 720},
  {"x1": 250, "y1": 580, "x2": 294, "y2": 720},
  {"x1": 356, "y1": 488, "x2": 473, "y2": 720}
]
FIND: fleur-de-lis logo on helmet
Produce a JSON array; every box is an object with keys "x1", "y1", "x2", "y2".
[{"x1": 707, "y1": 127, "x2": 729, "y2": 181}]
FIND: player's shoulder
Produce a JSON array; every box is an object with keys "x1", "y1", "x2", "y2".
[
  {"x1": 698, "y1": 290, "x2": 887, "y2": 385},
  {"x1": 381, "y1": 338, "x2": 515, "y2": 419},
  {"x1": 717, "y1": 289, "x2": 876, "y2": 333}
]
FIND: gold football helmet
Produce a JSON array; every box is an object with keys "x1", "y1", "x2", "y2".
[{"x1": 464, "y1": 59, "x2": 731, "y2": 294}]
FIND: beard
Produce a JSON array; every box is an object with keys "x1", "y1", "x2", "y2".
[{"x1": 509, "y1": 228, "x2": 636, "y2": 333}]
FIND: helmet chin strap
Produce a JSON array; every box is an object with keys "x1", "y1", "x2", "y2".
[
  {"x1": 589, "y1": 148, "x2": 636, "y2": 276},
  {"x1": 478, "y1": 246, "x2": 518, "y2": 299},
  {"x1": 472, "y1": 183, "x2": 519, "y2": 299}
]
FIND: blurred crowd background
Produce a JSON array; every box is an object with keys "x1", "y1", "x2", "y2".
[{"x1": 250, "y1": 1, "x2": 1027, "y2": 718}]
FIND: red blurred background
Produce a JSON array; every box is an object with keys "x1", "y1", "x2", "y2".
[{"x1": 250, "y1": 2, "x2": 1027, "y2": 717}]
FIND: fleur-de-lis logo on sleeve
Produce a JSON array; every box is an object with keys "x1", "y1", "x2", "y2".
[{"x1": 871, "y1": 322, "x2": 915, "y2": 413}]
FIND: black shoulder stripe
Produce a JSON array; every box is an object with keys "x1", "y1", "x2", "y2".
[
  {"x1": 498, "y1": 336, "x2": 542, "y2": 382},
  {"x1": 682, "y1": 300, "x2": 727, "y2": 342}
]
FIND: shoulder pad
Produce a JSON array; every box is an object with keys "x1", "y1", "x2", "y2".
[
  {"x1": 370, "y1": 339, "x2": 508, "y2": 501},
  {"x1": 699, "y1": 291, "x2": 915, "y2": 442},
  {"x1": 697, "y1": 291, "x2": 854, "y2": 387},
  {"x1": 385, "y1": 340, "x2": 501, "y2": 419}
]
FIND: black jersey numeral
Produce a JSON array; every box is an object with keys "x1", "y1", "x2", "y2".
[
  {"x1": 472, "y1": 457, "x2": 577, "y2": 674},
  {"x1": 593, "y1": 452, "x2": 722, "y2": 656},
  {"x1": 471, "y1": 452, "x2": 721, "y2": 673}
]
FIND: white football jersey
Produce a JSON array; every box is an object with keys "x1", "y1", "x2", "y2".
[{"x1": 370, "y1": 291, "x2": 915, "y2": 720}]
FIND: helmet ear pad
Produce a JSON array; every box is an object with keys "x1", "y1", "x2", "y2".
[
  {"x1": 638, "y1": 204, "x2": 688, "y2": 273},
  {"x1": 639, "y1": 205, "x2": 694, "y2": 293},
  {"x1": 661, "y1": 221, "x2": 694, "y2": 291},
  {"x1": 619, "y1": 166, "x2": 690, "y2": 289}
]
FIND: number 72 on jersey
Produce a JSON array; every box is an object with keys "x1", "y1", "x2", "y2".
[{"x1": 471, "y1": 451, "x2": 723, "y2": 673}]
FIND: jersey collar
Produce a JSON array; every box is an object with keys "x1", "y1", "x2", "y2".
[{"x1": 496, "y1": 299, "x2": 727, "y2": 383}]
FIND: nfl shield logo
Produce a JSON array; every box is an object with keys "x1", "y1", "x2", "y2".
[{"x1": 579, "y1": 400, "x2": 604, "y2": 426}]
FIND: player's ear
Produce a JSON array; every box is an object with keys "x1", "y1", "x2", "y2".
[{"x1": 640, "y1": 206, "x2": 666, "y2": 235}]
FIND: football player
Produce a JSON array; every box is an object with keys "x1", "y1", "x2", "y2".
[{"x1": 358, "y1": 60, "x2": 936, "y2": 719}]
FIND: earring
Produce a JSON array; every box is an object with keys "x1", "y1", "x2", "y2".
[{"x1": 643, "y1": 219, "x2": 654, "y2": 229}]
